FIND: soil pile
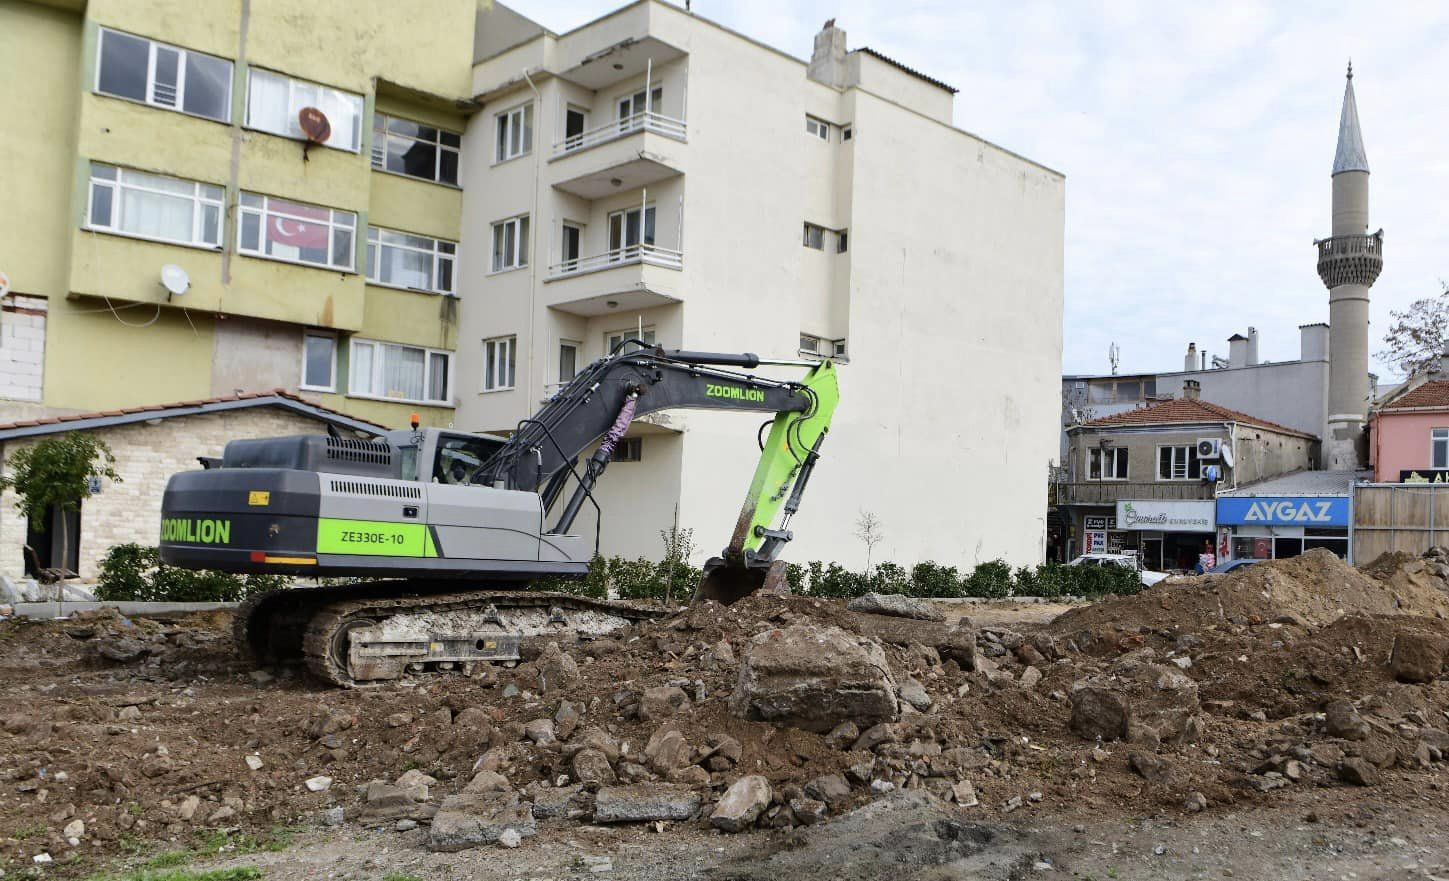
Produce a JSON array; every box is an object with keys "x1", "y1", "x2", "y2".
[{"x1": 4, "y1": 547, "x2": 1449, "y2": 875}]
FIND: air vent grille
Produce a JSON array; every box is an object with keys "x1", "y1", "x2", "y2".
[
  {"x1": 326, "y1": 436, "x2": 391, "y2": 465},
  {"x1": 329, "y1": 480, "x2": 421, "y2": 499}
]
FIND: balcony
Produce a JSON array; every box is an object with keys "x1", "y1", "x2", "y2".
[
  {"x1": 549, "y1": 112, "x2": 686, "y2": 200},
  {"x1": 1316, "y1": 231, "x2": 1383, "y2": 289},
  {"x1": 541, "y1": 244, "x2": 683, "y2": 316},
  {"x1": 1050, "y1": 482, "x2": 1216, "y2": 506}
]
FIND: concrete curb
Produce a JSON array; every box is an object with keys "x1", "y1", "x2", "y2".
[{"x1": 7, "y1": 601, "x2": 239, "y2": 619}]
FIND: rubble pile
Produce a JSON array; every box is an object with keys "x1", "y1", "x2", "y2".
[{"x1": 5, "y1": 547, "x2": 1449, "y2": 867}]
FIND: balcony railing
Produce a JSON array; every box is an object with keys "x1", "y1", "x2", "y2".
[
  {"x1": 1315, "y1": 231, "x2": 1383, "y2": 288},
  {"x1": 546, "y1": 244, "x2": 683, "y2": 280},
  {"x1": 1050, "y1": 481, "x2": 1215, "y2": 506},
  {"x1": 552, "y1": 111, "x2": 687, "y2": 157}
]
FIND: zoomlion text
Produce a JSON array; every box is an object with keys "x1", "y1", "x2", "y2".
[{"x1": 161, "y1": 518, "x2": 232, "y2": 544}]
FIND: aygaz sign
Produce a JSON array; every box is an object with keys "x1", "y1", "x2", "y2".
[{"x1": 1216, "y1": 496, "x2": 1350, "y2": 527}]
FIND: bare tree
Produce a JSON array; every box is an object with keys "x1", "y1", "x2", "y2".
[
  {"x1": 1380, "y1": 285, "x2": 1449, "y2": 378},
  {"x1": 854, "y1": 510, "x2": 883, "y2": 575}
]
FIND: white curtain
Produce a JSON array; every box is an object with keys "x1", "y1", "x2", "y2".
[
  {"x1": 121, "y1": 187, "x2": 193, "y2": 242},
  {"x1": 381, "y1": 245, "x2": 432, "y2": 289},
  {"x1": 247, "y1": 70, "x2": 291, "y2": 136},
  {"x1": 350, "y1": 342, "x2": 374, "y2": 395},
  {"x1": 382, "y1": 345, "x2": 425, "y2": 400}
]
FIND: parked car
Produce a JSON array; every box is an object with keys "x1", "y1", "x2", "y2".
[
  {"x1": 1208, "y1": 558, "x2": 1263, "y2": 575},
  {"x1": 1066, "y1": 553, "x2": 1170, "y2": 587}
]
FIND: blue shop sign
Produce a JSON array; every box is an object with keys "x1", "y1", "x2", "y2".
[{"x1": 1216, "y1": 496, "x2": 1350, "y2": 528}]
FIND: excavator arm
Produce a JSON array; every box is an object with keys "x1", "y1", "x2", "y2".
[{"x1": 472, "y1": 344, "x2": 840, "y2": 602}]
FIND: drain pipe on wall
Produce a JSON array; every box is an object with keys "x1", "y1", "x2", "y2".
[{"x1": 523, "y1": 68, "x2": 543, "y2": 408}]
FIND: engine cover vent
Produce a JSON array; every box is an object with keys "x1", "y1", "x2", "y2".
[
  {"x1": 329, "y1": 479, "x2": 422, "y2": 499},
  {"x1": 326, "y1": 436, "x2": 391, "y2": 465}
]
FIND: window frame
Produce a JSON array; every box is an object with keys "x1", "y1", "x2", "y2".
[
  {"x1": 482, "y1": 335, "x2": 518, "y2": 392},
  {"x1": 365, "y1": 226, "x2": 457, "y2": 295},
  {"x1": 836, "y1": 229, "x2": 849, "y2": 253},
  {"x1": 244, "y1": 67, "x2": 363, "y2": 152},
  {"x1": 1156, "y1": 444, "x2": 1202, "y2": 481},
  {"x1": 560, "y1": 222, "x2": 583, "y2": 271},
  {"x1": 606, "y1": 205, "x2": 656, "y2": 257},
  {"x1": 1433, "y1": 427, "x2": 1449, "y2": 469},
  {"x1": 611, "y1": 436, "x2": 643, "y2": 463},
  {"x1": 94, "y1": 27, "x2": 234, "y2": 124},
  {"x1": 236, "y1": 191, "x2": 357, "y2": 271},
  {"x1": 803, "y1": 222, "x2": 826, "y2": 250},
  {"x1": 1088, "y1": 447, "x2": 1129, "y2": 481},
  {"x1": 495, "y1": 102, "x2": 535, "y2": 163},
  {"x1": 563, "y1": 105, "x2": 589, "y2": 151},
  {"x1": 617, "y1": 86, "x2": 663, "y2": 125},
  {"x1": 86, "y1": 163, "x2": 224, "y2": 250},
  {"x1": 799, "y1": 333, "x2": 822, "y2": 356},
  {"x1": 558, "y1": 339, "x2": 580, "y2": 384},
  {"x1": 370, "y1": 112, "x2": 461, "y2": 186},
  {"x1": 805, "y1": 115, "x2": 831, "y2": 141},
  {"x1": 605, "y1": 326, "x2": 656, "y2": 355},
  {"x1": 841, "y1": 124, "x2": 853, "y2": 141},
  {"x1": 347, "y1": 337, "x2": 453, "y2": 405},
  {"x1": 300, "y1": 331, "x2": 338, "y2": 392},
  {"x1": 490, "y1": 214, "x2": 530, "y2": 273}
]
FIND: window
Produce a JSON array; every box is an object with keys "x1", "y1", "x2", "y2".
[
  {"x1": 800, "y1": 334, "x2": 847, "y2": 361},
  {"x1": 560, "y1": 223, "x2": 582, "y2": 271},
  {"x1": 841, "y1": 124, "x2": 853, "y2": 141},
  {"x1": 96, "y1": 28, "x2": 232, "y2": 122},
  {"x1": 607, "y1": 206, "x2": 655, "y2": 257},
  {"x1": 491, "y1": 215, "x2": 529, "y2": 272},
  {"x1": 618, "y1": 87, "x2": 663, "y2": 125},
  {"x1": 1088, "y1": 447, "x2": 1129, "y2": 481},
  {"x1": 495, "y1": 103, "x2": 534, "y2": 161},
  {"x1": 611, "y1": 437, "x2": 642, "y2": 463},
  {"x1": 1157, "y1": 445, "x2": 1202, "y2": 480},
  {"x1": 606, "y1": 327, "x2": 655, "y2": 354},
  {"x1": 87, "y1": 163, "x2": 223, "y2": 248},
  {"x1": 1434, "y1": 428, "x2": 1449, "y2": 469},
  {"x1": 349, "y1": 339, "x2": 452, "y2": 404},
  {"x1": 803, "y1": 223, "x2": 825, "y2": 250},
  {"x1": 799, "y1": 333, "x2": 822, "y2": 356},
  {"x1": 559, "y1": 340, "x2": 579, "y2": 383},
  {"x1": 301, "y1": 332, "x2": 336, "y2": 391},
  {"x1": 805, "y1": 116, "x2": 830, "y2": 141},
  {"x1": 564, "y1": 106, "x2": 588, "y2": 150},
  {"x1": 482, "y1": 336, "x2": 517, "y2": 391},
  {"x1": 836, "y1": 230, "x2": 849, "y2": 253},
  {"x1": 366, "y1": 227, "x2": 455, "y2": 294},
  {"x1": 237, "y1": 192, "x2": 356, "y2": 270},
  {"x1": 832, "y1": 339, "x2": 848, "y2": 359},
  {"x1": 246, "y1": 68, "x2": 362, "y2": 151},
  {"x1": 371, "y1": 113, "x2": 460, "y2": 185}
]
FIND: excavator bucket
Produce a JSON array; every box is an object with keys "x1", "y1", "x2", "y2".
[
  {"x1": 692, "y1": 360, "x2": 839, "y2": 605},
  {"x1": 695, "y1": 558, "x2": 790, "y2": 606}
]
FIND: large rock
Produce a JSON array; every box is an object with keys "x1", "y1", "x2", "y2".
[
  {"x1": 1069, "y1": 685, "x2": 1130, "y2": 741},
  {"x1": 1070, "y1": 658, "x2": 1203, "y2": 744},
  {"x1": 429, "y1": 793, "x2": 536, "y2": 852},
  {"x1": 593, "y1": 784, "x2": 701, "y2": 823},
  {"x1": 639, "y1": 686, "x2": 692, "y2": 721},
  {"x1": 644, "y1": 725, "x2": 691, "y2": 774},
  {"x1": 847, "y1": 593, "x2": 945, "y2": 622},
  {"x1": 731, "y1": 625, "x2": 899, "y2": 733},
  {"x1": 711, "y1": 775, "x2": 772, "y2": 832},
  {"x1": 1389, "y1": 631, "x2": 1447, "y2": 683},
  {"x1": 570, "y1": 749, "x2": 617, "y2": 788},
  {"x1": 1324, "y1": 699, "x2": 1370, "y2": 741}
]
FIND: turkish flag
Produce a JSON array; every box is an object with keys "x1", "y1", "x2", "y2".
[
  {"x1": 268, "y1": 216, "x2": 329, "y2": 249},
  {"x1": 267, "y1": 199, "x2": 330, "y2": 249}
]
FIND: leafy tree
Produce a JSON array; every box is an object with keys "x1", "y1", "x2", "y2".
[
  {"x1": 0, "y1": 434, "x2": 121, "y2": 587},
  {"x1": 1380, "y1": 285, "x2": 1448, "y2": 378}
]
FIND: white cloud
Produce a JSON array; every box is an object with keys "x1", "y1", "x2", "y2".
[{"x1": 510, "y1": 0, "x2": 1449, "y2": 379}]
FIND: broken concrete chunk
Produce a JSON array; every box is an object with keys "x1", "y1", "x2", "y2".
[
  {"x1": 731, "y1": 625, "x2": 899, "y2": 733},
  {"x1": 710, "y1": 775, "x2": 772, "y2": 832},
  {"x1": 593, "y1": 784, "x2": 701, "y2": 823},
  {"x1": 846, "y1": 593, "x2": 945, "y2": 622},
  {"x1": 429, "y1": 793, "x2": 536, "y2": 852},
  {"x1": 639, "y1": 686, "x2": 692, "y2": 721}
]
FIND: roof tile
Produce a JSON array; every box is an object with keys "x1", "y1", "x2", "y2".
[
  {"x1": 0, "y1": 389, "x2": 385, "y2": 434},
  {"x1": 1381, "y1": 380, "x2": 1449, "y2": 410},
  {"x1": 1076, "y1": 397, "x2": 1317, "y2": 439}
]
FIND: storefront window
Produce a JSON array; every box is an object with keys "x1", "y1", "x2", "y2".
[{"x1": 1233, "y1": 536, "x2": 1272, "y2": 560}]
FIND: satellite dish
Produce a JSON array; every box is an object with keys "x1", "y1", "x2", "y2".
[
  {"x1": 298, "y1": 107, "x2": 331, "y2": 160},
  {"x1": 1220, "y1": 444, "x2": 1236, "y2": 469},
  {"x1": 160, "y1": 264, "x2": 190, "y2": 297}
]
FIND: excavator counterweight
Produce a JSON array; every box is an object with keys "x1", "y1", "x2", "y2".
[{"x1": 157, "y1": 345, "x2": 840, "y2": 686}]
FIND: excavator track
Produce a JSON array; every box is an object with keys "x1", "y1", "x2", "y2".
[{"x1": 235, "y1": 582, "x2": 667, "y2": 688}]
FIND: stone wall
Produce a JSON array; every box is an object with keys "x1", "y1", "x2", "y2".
[{"x1": 0, "y1": 406, "x2": 331, "y2": 581}]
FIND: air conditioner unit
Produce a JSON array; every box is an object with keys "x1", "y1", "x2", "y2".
[{"x1": 1196, "y1": 438, "x2": 1222, "y2": 460}]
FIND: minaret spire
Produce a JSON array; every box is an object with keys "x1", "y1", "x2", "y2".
[{"x1": 1333, "y1": 60, "x2": 1369, "y2": 175}]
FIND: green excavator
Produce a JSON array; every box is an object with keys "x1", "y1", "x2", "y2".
[{"x1": 158, "y1": 344, "x2": 839, "y2": 686}]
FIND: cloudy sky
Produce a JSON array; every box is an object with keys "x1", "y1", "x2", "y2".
[{"x1": 511, "y1": 0, "x2": 1449, "y2": 380}]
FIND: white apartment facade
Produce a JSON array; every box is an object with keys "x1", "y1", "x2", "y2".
[{"x1": 454, "y1": 2, "x2": 1065, "y2": 570}]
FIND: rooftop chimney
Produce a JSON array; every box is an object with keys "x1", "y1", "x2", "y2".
[
  {"x1": 1183, "y1": 379, "x2": 1201, "y2": 400},
  {"x1": 1299, "y1": 323, "x2": 1329, "y2": 362},
  {"x1": 807, "y1": 19, "x2": 848, "y2": 88},
  {"x1": 1247, "y1": 327, "x2": 1260, "y2": 366},
  {"x1": 1227, "y1": 333, "x2": 1249, "y2": 369},
  {"x1": 1184, "y1": 342, "x2": 1197, "y2": 373}
]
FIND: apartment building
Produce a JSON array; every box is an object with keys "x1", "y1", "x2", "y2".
[
  {"x1": 0, "y1": 0, "x2": 477, "y2": 429},
  {"x1": 457, "y1": 3, "x2": 1066, "y2": 567}
]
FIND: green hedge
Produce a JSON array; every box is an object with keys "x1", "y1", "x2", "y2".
[
  {"x1": 96, "y1": 544, "x2": 289, "y2": 602},
  {"x1": 535, "y1": 555, "x2": 1142, "y2": 603}
]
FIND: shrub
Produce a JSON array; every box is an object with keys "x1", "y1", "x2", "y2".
[
  {"x1": 963, "y1": 559, "x2": 1014, "y2": 598},
  {"x1": 96, "y1": 544, "x2": 287, "y2": 602},
  {"x1": 910, "y1": 561, "x2": 963, "y2": 598}
]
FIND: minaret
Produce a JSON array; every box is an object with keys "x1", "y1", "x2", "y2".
[{"x1": 1316, "y1": 62, "x2": 1382, "y2": 470}]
